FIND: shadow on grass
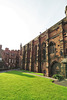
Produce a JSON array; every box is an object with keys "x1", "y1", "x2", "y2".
[
  {"x1": 21, "y1": 70, "x2": 43, "y2": 76},
  {"x1": 22, "y1": 70, "x2": 34, "y2": 73},
  {"x1": 6, "y1": 71, "x2": 35, "y2": 78}
]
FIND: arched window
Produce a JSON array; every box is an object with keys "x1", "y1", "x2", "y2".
[
  {"x1": 35, "y1": 45, "x2": 37, "y2": 63},
  {"x1": 42, "y1": 43, "x2": 46, "y2": 60},
  {"x1": 49, "y1": 42, "x2": 56, "y2": 54}
]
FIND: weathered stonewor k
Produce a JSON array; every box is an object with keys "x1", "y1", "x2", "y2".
[{"x1": 19, "y1": 6, "x2": 67, "y2": 78}]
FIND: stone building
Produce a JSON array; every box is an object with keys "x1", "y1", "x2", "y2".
[
  {"x1": 0, "y1": 45, "x2": 5, "y2": 70},
  {"x1": 20, "y1": 7, "x2": 67, "y2": 78},
  {"x1": 0, "y1": 45, "x2": 20, "y2": 70}
]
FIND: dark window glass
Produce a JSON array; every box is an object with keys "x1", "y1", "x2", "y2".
[
  {"x1": 35, "y1": 45, "x2": 37, "y2": 62},
  {"x1": 49, "y1": 42, "x2": 55, "y2": 54},
  {"x1": 60, "y1": 51, "x2": 63, "y2": 56},
  {"x1": 43, "y1": 49, "x2": 46, "y2": 60},
  {"x1": 42, "y1": 43, "x2": 46, "y2": 60}
]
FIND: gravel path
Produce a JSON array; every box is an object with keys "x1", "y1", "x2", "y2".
[{"x1": 54, "y1": 79, "x2": 67, "y2": 87}]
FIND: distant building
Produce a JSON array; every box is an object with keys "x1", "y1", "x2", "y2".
[
  {"x1": 0, "y1": 46, "x2": 20, "y2": 70},
  {"x1": 20, "y1": 7, "x2": 67, "y2": 78},
  {"x1": 0, "y1": 45, "x2": 5, "y2": 70}
]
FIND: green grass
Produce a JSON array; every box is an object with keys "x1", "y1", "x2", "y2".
[
  {"x1": 0, "y1": 71, "x2": 67, "y2": 100},
  {"x1": 21, "y1": 69, "x2": 44, "y2": 76}
]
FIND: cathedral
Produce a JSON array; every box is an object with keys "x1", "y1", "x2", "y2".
[{"x1": 20, "y1": 6, "x2": 67, "y2": 78}]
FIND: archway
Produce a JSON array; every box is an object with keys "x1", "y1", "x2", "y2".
[{"x1": 51, "y1": 61, "x2": 61, "y2": 76}]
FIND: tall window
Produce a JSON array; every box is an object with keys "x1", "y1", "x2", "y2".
[
  {"x1": 42, "y1": 43, "x2": 46, "y2": 60},
  {"x1": 9, "y1": 59, "x2": 11, "y2": 63},
  {"x1": 49, "y1": 42, "x2": 55, "y2": 54},
  {"x1": 35, "y1": 45, "x2": 37, "y2": 63}
]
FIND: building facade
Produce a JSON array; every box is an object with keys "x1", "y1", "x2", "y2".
[
  {"x1": 20, "y1": 16, "x2": 67, "y2": 78},
  {"x1": 0, "y1": 45, "x2": 19, "y2": 70}
]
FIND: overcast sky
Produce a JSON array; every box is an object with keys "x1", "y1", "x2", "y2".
[{"x1": 0, "y1": 0, "x2": 67, "y2": 50}]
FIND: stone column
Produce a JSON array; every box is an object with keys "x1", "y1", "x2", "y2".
[
  {"x1": 25, "y1": 45, "x2": 27, "y2": 70},
  {"x1": 22, "y1": 47, "x2": 24, "y2": 69},
  {"x1": 59, "y1": 24, "x2": 64, "y2": 57},
  {"x1": 35, "y1": 44, "x2": 39, "y2": 72},
  {"x1": 45, "y1": 31, "x2": 49, "y2": 76},
  {"x1": 29, "y1": 42, "x2": 32, "y2": 71}
]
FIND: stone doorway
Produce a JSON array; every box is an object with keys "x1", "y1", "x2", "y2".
[{"x1": 51, "y1": 62, "x2": 61, "y2": 76}]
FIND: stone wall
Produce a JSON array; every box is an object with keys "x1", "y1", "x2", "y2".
[
  {"x1": 20, "y1": 17, "x2": 67, "y2": 77},
  {"x1": 0, "y1": 46, "x2": 20, "y2": 70}
]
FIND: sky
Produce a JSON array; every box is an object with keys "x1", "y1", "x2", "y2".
[{"x1": 0, "y1": 0, "x2": 67, "y2": 50}]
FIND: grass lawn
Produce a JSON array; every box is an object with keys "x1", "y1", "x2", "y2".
[{"x1": 0, "y1": 71, "x2": 67, "y2": 100}]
